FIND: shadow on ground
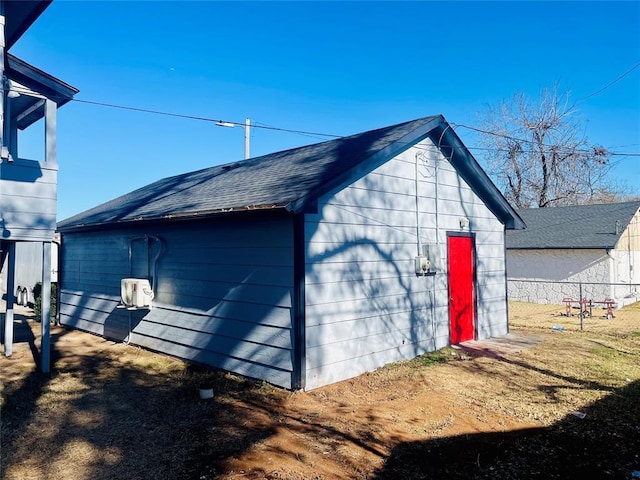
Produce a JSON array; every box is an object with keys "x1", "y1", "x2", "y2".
[
  {"x1": 3, "y1": 317, "x2": 640, "y2": 480},
  {"x1": 0, "y1": 318, "x2": 278, "y2": 480},
  {"x1": 372, "y1": 379, "x2": 640, "y2": 479}
]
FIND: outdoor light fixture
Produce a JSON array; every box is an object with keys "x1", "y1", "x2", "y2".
[
  {"x1": 459, "y1": 217, "x2": 470, "y2": 230},
  {"x1": 215, "y1": 118, "x2": 251, "y2": 159}
]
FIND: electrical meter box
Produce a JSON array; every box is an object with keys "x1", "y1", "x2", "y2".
[
  {"x1": 415, "y1": 256, "x2": 431, "y2": 275},
  {"x1": 414, "y1": 244, "x2": 442, "y2": 276}
]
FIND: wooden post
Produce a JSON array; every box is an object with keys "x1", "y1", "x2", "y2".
[
  {"x1": 45, "y1": 98, "x2": 57, "y2": 164},
  {"x1": 579, "y1": 281, "x2": 584, "y2": 331},
  {"x1": 42, "y1": 97, "x2": 57, "y2": 373},
  {"x1": 244, "y1": 118, "x2": 250, "y2": 160},
  {"x1": 41, "y1": 241, "x2": 51, "y2": 373},
  {"x1": 4, "y1": 241, "x2": 15, "y2": 356}
]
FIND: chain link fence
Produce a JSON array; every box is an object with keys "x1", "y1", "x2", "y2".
[{"x1": 507, "y1": 279, "x2": 640, "y2": 332}]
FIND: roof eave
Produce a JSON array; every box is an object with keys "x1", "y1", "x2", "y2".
[
  {"x1": 6, "y1": 54, "x2": 79, "y2": 129},
  {"x1": 58, "y1": 202, "x2": 291, "y2": 233},
  {"x1": 7, "y1": 54, "x2": 79, "y2": 102}
]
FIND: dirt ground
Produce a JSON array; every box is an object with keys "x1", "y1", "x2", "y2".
[{"x1": 1, "y1": 302, "x2": 640, "y2": 479}]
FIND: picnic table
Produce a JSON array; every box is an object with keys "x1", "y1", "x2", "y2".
[{"x1": 562, "y1": 297, "x2": 616, "y2": 319}]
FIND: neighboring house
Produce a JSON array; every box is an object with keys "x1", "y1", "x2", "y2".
[
  {"x1": 57, "y1": 115, "x2": 524, "y2": 390},
  {"x1": 0, "y1": 1, "x2": 78, "y2": 370},
  {"x1": 506, "y1": 201, "x2": 640, "y2": 307}
]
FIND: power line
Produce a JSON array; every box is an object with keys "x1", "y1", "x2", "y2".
[
  {"x1": 14, "y1": 87, "x2": 638, "y2": 158},
  {"x1": 69, "y1": 97, "x2": 640, "y2": 158},
  {"x1": 454, "y1": 124, "x2": 640, "y2": 157},
  {"x1": 253, "y1": 119, "x2": 331, "y2": 142},
  {"x1": 576, "y1": 60, "x2": 640, "y2": 102},
  {"x1": 71, "y1": 98, "x2": 341, "y2": 139},
  {"x1": 7, "y1": 86, "x2": 342, "y2": 139}
]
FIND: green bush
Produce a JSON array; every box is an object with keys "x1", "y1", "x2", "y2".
[{"x1": 33, "y1": 282, "x2": 57, "y2": 322}]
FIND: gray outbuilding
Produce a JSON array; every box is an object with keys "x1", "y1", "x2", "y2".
[{"x1": 58, "y1": 116, "x2": 524, "y2": 390}]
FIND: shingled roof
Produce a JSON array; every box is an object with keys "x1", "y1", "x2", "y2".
[
  {"x1": 58, "y1": 115, "x2": 525, "y2": 232},
  {"x1": 506, "y1": 201, "x2": 640, "y2": 250}
]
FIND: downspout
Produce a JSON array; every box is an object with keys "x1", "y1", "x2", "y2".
[
  {"x1": 292, "y1": 214, "x2": 306, "y2": 391},
  {"x1": 433, "y1": 149, "x2": 440, "y2": 343},
  {"x1": 503, "y1": 225, "x2": 510, "y2": 334},
  {"x1": 606, "y1": 248, "x2": 617, "y2": 304},
  {"x1": 628, "y1": 219, "x2": 633, "y2": 297},
  {"x1": 415, "y1": 152, "x2": 422, "y2": 256},
  {"x1": 417, "y1": 148, "x2": 441, "y2": 347},
  {"x1": 53, "y1": 236, "x2": 61, "y2": 325},
  {"x1": 434, "y1": 148, "x2": 440, "y2": 247}
]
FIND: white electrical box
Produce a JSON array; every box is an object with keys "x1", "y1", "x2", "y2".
[
  {"x1": 415, "y1": 244, "x2": 442, "y2": 276},
  {"x1": 415, "y1": 256, "x2": 431, "y2": 276},
  {"x1": 121, "y1": 278, "x2": 154, "y2": 308},
  {"x1": 424, "y1": 244, "x2": 442, "y2": 272}
]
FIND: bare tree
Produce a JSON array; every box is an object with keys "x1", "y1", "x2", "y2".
[{"x1": 478, "y1": 86, "x2": 620, "y2": 208}]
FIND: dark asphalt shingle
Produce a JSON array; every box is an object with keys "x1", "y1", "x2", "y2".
[
  {"x1": 58, "y1": 117, "x2": 441, "y2": 230},
  {"x1": 58, "y1": 115, "x2": 525, "y2": 232},
  {"x1": 506, "y1": 201, "x2": 640, "y2": 250}
]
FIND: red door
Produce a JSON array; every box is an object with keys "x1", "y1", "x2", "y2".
[{"x1": 448, "y1": 235, "x2": 475, "y2": 344}]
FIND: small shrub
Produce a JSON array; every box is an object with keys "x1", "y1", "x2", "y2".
[{"x1": 33, "y1": 282, "x2": 57, "y2": 322}]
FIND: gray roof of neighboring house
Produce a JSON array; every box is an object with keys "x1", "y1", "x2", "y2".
[
  {"x1": 58, "y1": 115, "x2": 525, "y2": 232},
  {"x1": 506, "y1": 201, "x2": 640, "y2": 250}
]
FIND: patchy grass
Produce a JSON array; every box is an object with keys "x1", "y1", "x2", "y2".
[
  {"x1": 408, "y1": 347, "x2": 455, "y2": 367},
  {"x1": 1, "y1": 305, "x2": 640, "y2": 479}
]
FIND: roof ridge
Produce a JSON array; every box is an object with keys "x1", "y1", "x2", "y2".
[{"x1": 58, "y1": 115, "x2": 522, "y2": 233}]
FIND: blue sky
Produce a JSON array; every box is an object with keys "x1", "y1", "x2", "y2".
[{"x1": 11, "y1": 1, "x2": 640, "y2": 220}]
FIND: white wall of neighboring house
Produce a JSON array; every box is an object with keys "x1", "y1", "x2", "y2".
[
  {"x1": 610, "y1": 249, "x2": 640, "y2": 306},
  {"x1": 507, "y1": 247, "x2": 640, "y2": 307},
  {"x1": 612, "y1": 212, "x2": 640, "y2": 305},
  {"x1": 507, "y1": 249, "x2": 614, "y2": 305}
]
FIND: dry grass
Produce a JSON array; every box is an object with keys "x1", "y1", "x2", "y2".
[
  {"x1": 1, "y1": 303, "x2": 639, "y2": 479},
  {"x1": 509, "y1": 299, "x2": 640, "y2": 335}
]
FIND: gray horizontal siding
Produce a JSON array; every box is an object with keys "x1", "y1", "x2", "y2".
[
  {"x1": 129, "y1": 334, "x2": 292, "y2": 387},
  {"x1": 60, "y1": 214, "x2": 296, "y2": 389},
  {"x1": 0, "y1": 159, "x2": 58, "y2": 241},
  {"x1": 304, "y1": 140, "x2": 508, "y2": 389},
  {"x1": 304, "y1": 144, "x2": 448, "y2": 389},
  {"x1": 132, "y1": 320, "x2": 291, "y2": 369},
  {"x1": 305, "y1": 302, "x2": 449, "y2": 348},
  {"x1": 140, "y1": 306, "x2": 292, "y2": 348}
]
